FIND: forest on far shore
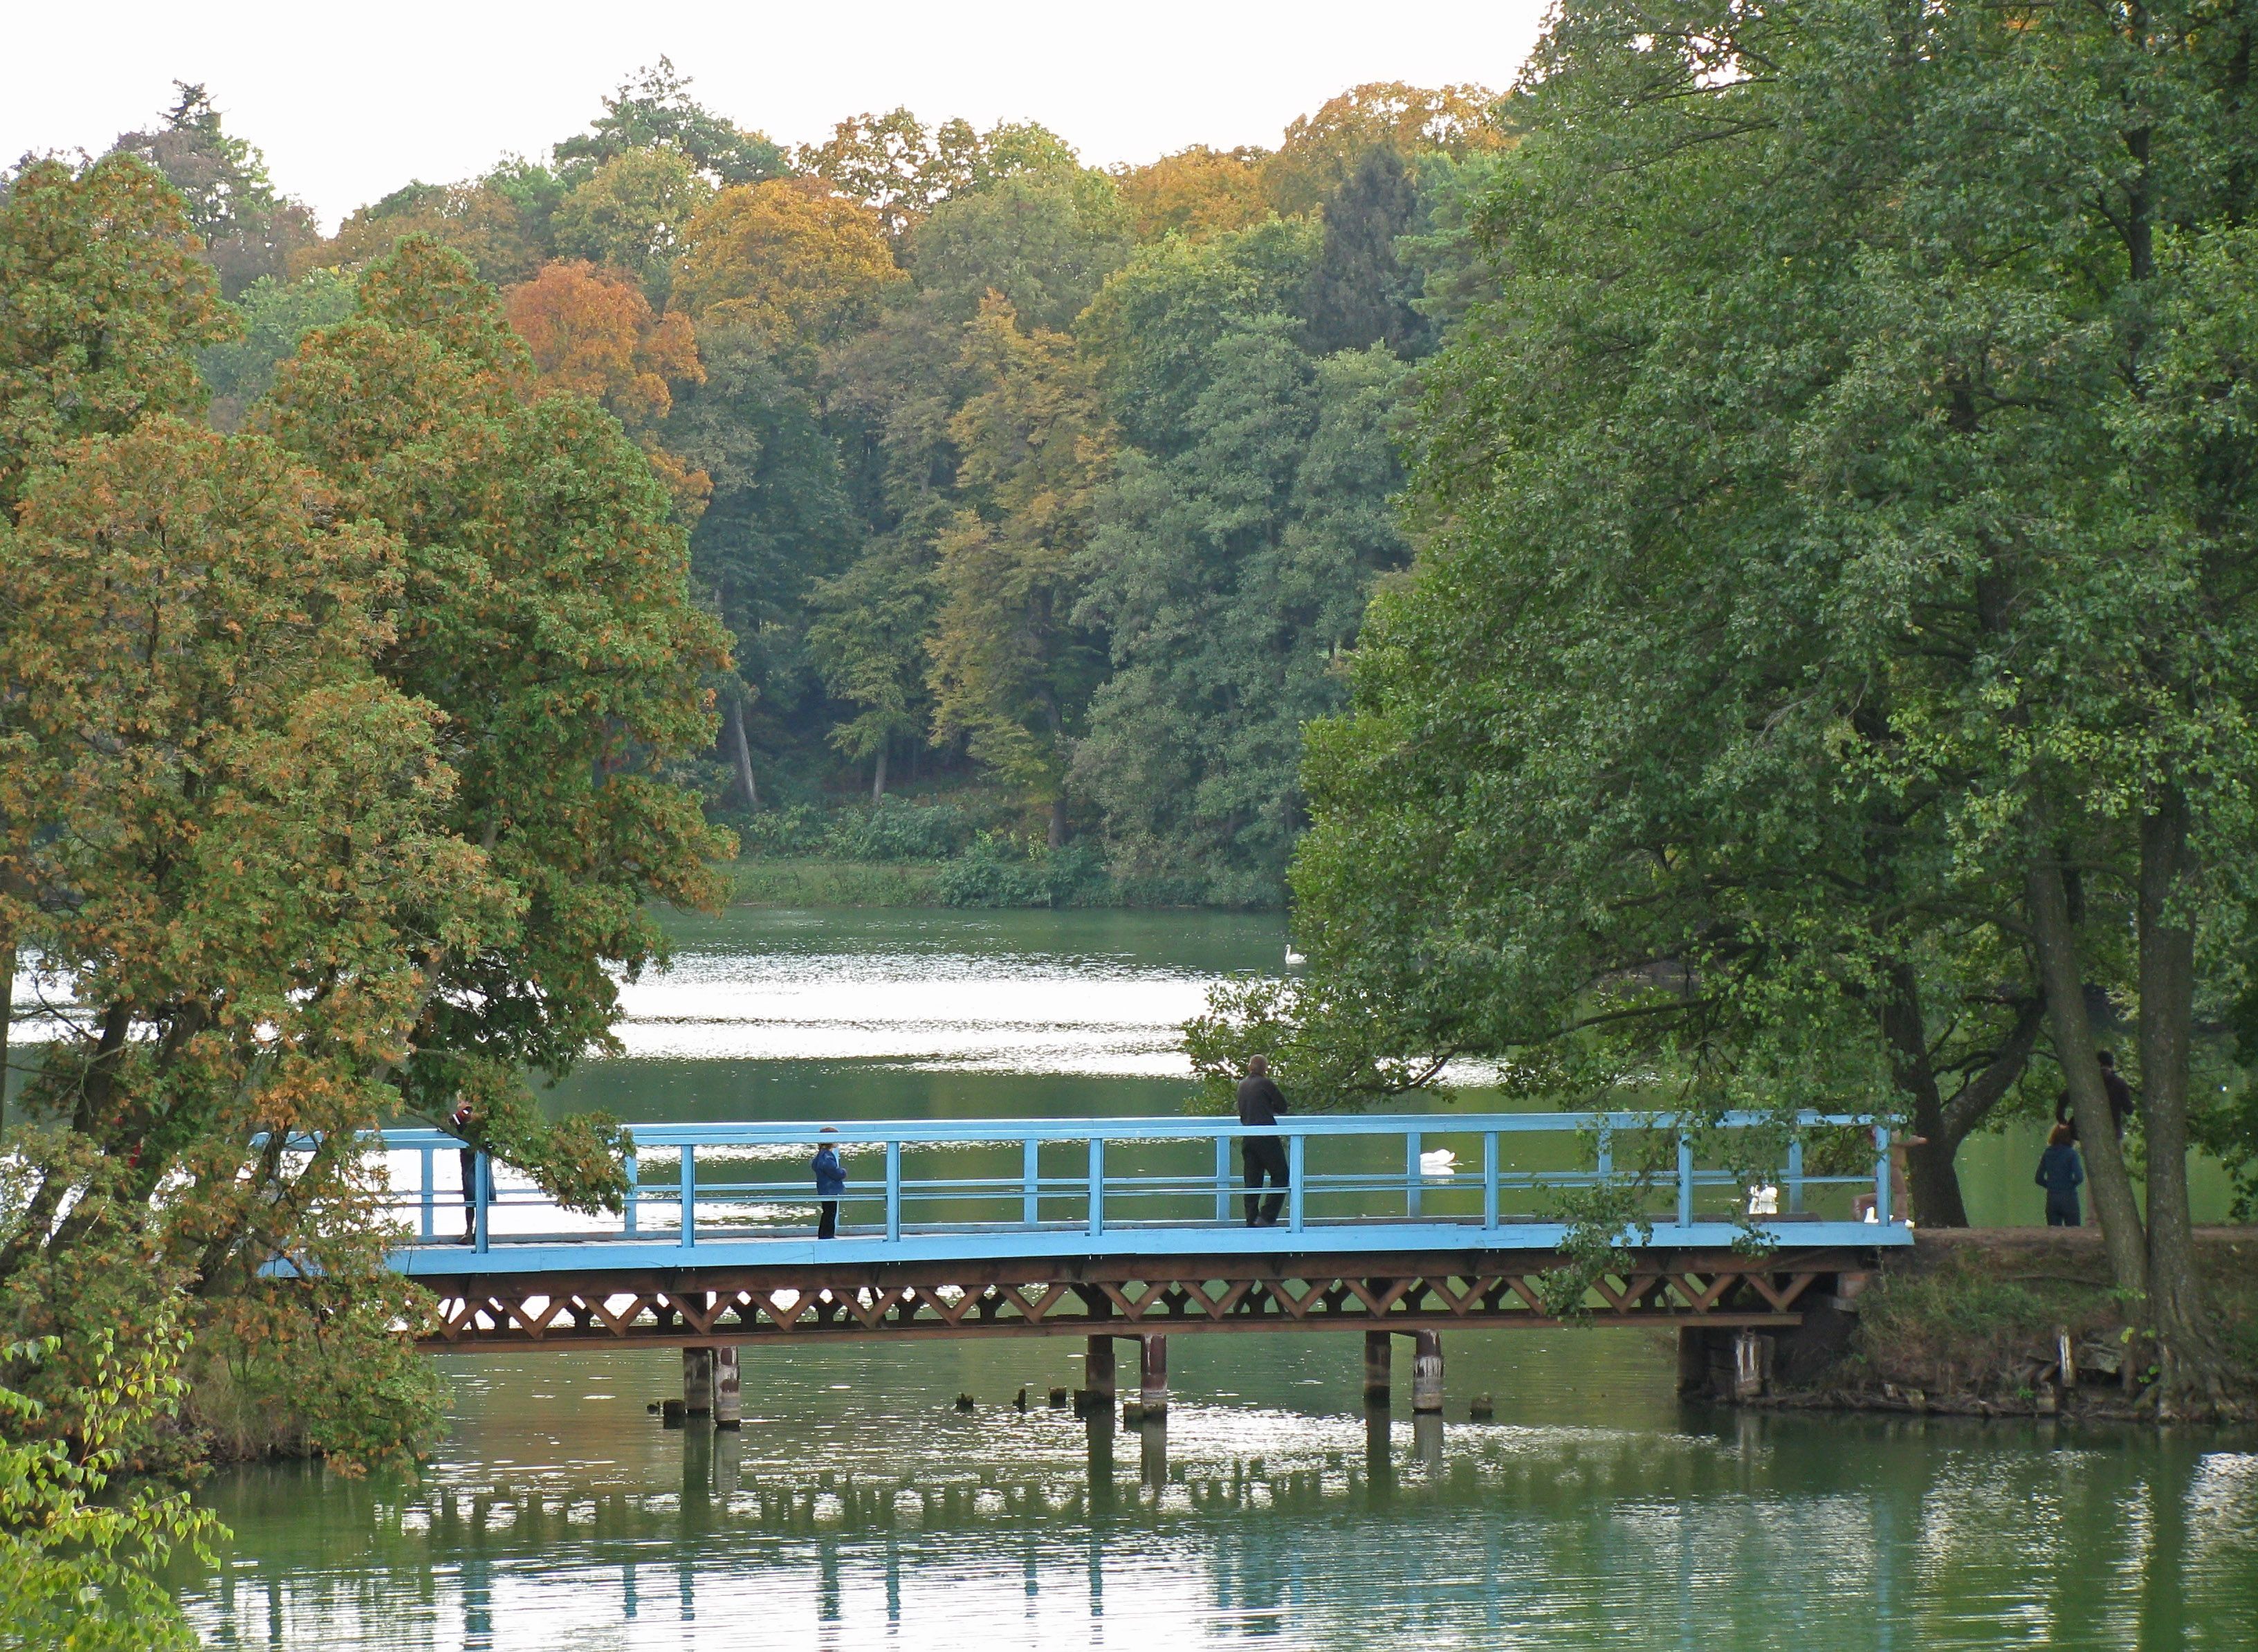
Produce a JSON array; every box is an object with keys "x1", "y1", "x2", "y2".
[{"x1": 118, "y1": 66, "x2": 1508, "y2": 908}]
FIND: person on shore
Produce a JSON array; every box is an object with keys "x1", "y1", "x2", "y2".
[
  {"x1": 2037, "y1": 1123, "x2": 2084, "y2": 1227},
  {"x1": 1235, "y1": 1056, "x2": 1290, "y2": 1227},
  {"x1": 811, "y1": 1126, "x2": 845, "y2": 1239},
  {"x1": 446, "y1": 1099, "x2": 487, "y2": 1244},
  {"x1": 2054, "y1": 1049, "x2": 2136, "y2": 1141}
]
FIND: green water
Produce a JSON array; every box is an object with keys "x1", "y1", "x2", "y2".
[{"x1": 181, "y1": 908, "x2": 2257, "y2": 1648}]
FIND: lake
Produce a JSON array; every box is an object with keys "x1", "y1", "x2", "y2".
[{"x1": 180, "y1": 908, "x2": 2258, "y2": 1649}]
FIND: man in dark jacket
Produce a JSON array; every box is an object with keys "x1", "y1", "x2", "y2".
[
  {"x1": 446, "y1": 1100, "x2": 484, "y2": 1244},
  {"x1": 811, "y1": 1126, "x2": 845, "y2": 1239},
  {"x1": 1235, "y1": 1056, "x2": 1289, "y2": 1227},
  {"x1": 2055, "y1": 1049, "x2": 2136, "y2": 1141}
]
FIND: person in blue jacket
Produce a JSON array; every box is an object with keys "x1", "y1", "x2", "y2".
[
  {"x1": 2037, "y1": 1123, "x2": 2084, "y2": 1227},
  {"x1": 811, "y1": 1127, "x2": 845, "y2": 1239}
]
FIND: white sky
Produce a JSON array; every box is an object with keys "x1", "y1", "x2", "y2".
[{"x1": 6, "y1": 1, "x2": 1552, "y2": 232}]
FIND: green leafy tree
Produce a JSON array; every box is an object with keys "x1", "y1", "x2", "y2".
[
  {"x1": 552, "y1": 147, "x2": 713, "y2": 304},
  {"x1": 198, "y1": 268, "x2": 358, "y2": 419},
  {"x1": 257, "y1": 237, "x2": 735, "y2": 1175},
  {"x1": 0, "y1": 154, "x2": 234, "y2": 511},
  {"x1": 663, "y1": 324, "x2": 859, "y2": 804},
  {"x1": 0, "y1": 1318, "x2": 223, "y2": 1650},
  {"x1": 1303, "y1": 146, "x2": 1428, "y2": 357},
  {"x1": 926, "y1": 297, "x2": 1111, "y2": 843},
  {"x1": 556, "y1": 59, "x2": 787, "y2": 187},
  {"x1": 1079, "y1": 217, "x2": 1320, "y2": 455},
  {"x1": 1075, "y1": 328, "x2": 1410, "y2": 902},
  {"x1": 1254, "y1": 0, "x2": 2258, "y2": 1407},
  {"x1": 109, "y1": 82, "x2": 319, "y2": 297},
  {"x1": 0, "y1": 413, "x2": 507, "y2": 1467},
  {"x1": 808, "y1": 539, "x2": 937, "y2": 800}
]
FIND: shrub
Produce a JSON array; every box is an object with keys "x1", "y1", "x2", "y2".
[
  {"x1": 735, "y1": 803, "x2": 829, "y2": 856},
  {"x1": 825, "y1": 798, "x2": 969, "y2": 862},
  {"x1": 936, "y1": 834, "x2": 1110, "y2": 907}
]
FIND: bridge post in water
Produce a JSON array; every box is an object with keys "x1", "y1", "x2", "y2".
[
  {"x1": 1411, "y1": 1330, "x2": 1444, "y2": 1414},
  {"x1": 1139, "y1": 1334, "x2": 1167, "y2": 1417},
  {"x1": 1083, "y1": 1335, "x2": 1116, "y2": 1409},
  {"x1": 713, "y1": 1346, "x2": 741, "y2": 1428},
  {"x1": 1364, "y1": 1331, "x2": 1392, "y2": 1405},
  {"x1": 683, "y1": 1347, "x2": 714, "y2": 1417}
]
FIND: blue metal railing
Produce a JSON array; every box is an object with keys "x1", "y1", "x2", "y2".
[{"x1": 376, "y1": 1111, "x2": 1902, "y2": 1258}]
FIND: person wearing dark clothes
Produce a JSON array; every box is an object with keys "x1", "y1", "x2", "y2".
[
  {"x1": 811, "y1": 1127, "x2": 845, "y2": 1239},
  {"x1": 446, "y1": 1101, "x2": 484, "y2": 1243},
  {"x1": 1235, "y1": 1056, "x2": 1290, "y2": 1227},
  {"x1": 2037, "y1": 1123, "x2": 2085, "y2": 1227},
  {"x1": 2055, "y1": 1049, "x2": 2136, "y2": 1141}
]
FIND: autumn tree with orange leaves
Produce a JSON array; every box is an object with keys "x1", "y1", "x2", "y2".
[{"x1": 506, "y1": 259, "x2": 710, "y2": 514}]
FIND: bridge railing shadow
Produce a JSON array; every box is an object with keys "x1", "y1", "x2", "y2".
[{"x1": 365, "y1": 1112, "x2": 1900, "y2": 1255}]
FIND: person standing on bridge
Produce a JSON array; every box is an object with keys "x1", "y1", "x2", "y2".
[
  {"x1": 811, "y1": 1127, "x2": 845, "y2": 1239},
  {"x1": 446, "y1": 1099, "x2": 489, "y2": 1244},
  {"x1": 1236, "y1": 1056, "x2": 1290, "y2": 1227}
]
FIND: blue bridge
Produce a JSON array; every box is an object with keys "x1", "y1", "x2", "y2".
[{"x1": 380, "y1": 1110, "x2": 1905, "y2": 1413}]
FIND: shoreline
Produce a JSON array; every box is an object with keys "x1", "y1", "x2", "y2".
[{"x1": 1700, "y1": 1227, "x2": 2258, "y2": 1424}]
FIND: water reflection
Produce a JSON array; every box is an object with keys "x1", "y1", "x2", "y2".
[{"x1": 183, "y1": 1333, "x2": 2258, "y2": 1651}]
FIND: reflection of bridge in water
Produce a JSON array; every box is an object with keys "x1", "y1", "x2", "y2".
[{"x1": 380, "y1": 1111, "x2": 1906, "y2": 1417}]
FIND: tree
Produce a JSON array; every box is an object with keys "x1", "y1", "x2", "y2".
[
  {"x1": 1264, "y1": 82, "x2": 1504, "y2": 215},
  {"x1": 808, "y1": 540, "x2": 937, "y2": 800},
  {"x1": 1260, "y1": 0, "x2": 2258, "y2": 1408},
  {"x1": 663, "y1": 324, "x2": 860, "y2": 804},
  {"x1": 552, "y1": 147, "x2": 713, "y2": 305},
  {"x1": 798, "y1": 108, "x2": 985, "y2": 241},
  {"x1": 256, "y1": 239, "x2": 735, "y2": 1179},
  {"x1": 109, "y1": 82, "x2": 319, "y2": 297},
  {"x1": 0, "y1": 414, "x2": 507, "y2": 1467},
  {"x1": 926, "y1": 297, "x2": 1111, "y2": 843},
  {"x1": 0, "y1": 154, "x2": 234, "y2": 511},
  {"x1": 906, "y1": 171, "x2": 1134, "y2": 334},
  {"x1": 1074, "y1": 329, "x2": 1411, "y2": 903},
  {"x1": 306, "y1": 178, "x2": 549, "y2": 286},
  {"x1": 555, "y1": 59, "x2": 787, "y2": 186},
  {"x1": 1113, "y1": 146, "x2": 1274, "y2": 242},
  {"x1": 675, "y1": 180, "x2": 903, "y2": 370},
  {"x1": 0, "y1": 1320, "x2": 223, "y2": 1649},
  {"x1": 504, "y1": 259, "x2": 707, "y2": 513},
  {"x1": 199, "y1": 268, "x2": 358, "y2": 422},
  {"x1": 1303, "y1": 147, "x2": 1427, "y2": 356},
  {"x1": 1080, "y1": 217, "x2": 1320, "y2": 455}
]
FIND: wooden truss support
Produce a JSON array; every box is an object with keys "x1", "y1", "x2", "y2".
[{"x1": 412, "y1": 1250, "x2": 1857, "y2": 1353}]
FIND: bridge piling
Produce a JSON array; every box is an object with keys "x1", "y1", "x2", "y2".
[
  {"x1": 1138, "y1": 1335, "x2": 1168, "y2": 1417},
  {"x1": 1081, "y1": 1335, "x2": 1116, "y2": 1413},
  {"x1": 1364, "y1": 1330, "x2": 1391, "y2": 1406},
  {"x1": 714, "y1": 1347, "x2": 742, "y2": 1429},
  {"x1": 1410, "y1": 1330, "x2": 1444, "y2": 1414},
  {"x1": 683, "y1": 1347, "x2": 714, "y2": 1417}
]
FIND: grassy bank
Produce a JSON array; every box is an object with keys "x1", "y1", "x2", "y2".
[
  {"x1": 727, "y1": 859, "x2": 948, "y2": 907},
  {"x1": 1758, "y1": 1228, "x2": 2258, "y2": 1421}
]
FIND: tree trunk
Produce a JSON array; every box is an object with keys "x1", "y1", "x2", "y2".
[
  {"x1": 0, "y1": 933, "x2": 12, "y2": 1117},
  {"x1": 1047, "y1": 796, "x2": 1066, "y2": 850},
  {"x1": 1878, "y1": 963, "x2": 1969, "y2": 1227},
  {"x1": 871, "y1": 743, "x2": 889, "y2": 803},
  {"x1": 2026, "y1": 858, "x2": 2149, "y2": 1297},
  {"x1": 2138, "y1": 788, "x2": 2223, "y2": 1411},
  {"x1": 726, "y1": 699, "x2": 760, "y2": 812}
]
